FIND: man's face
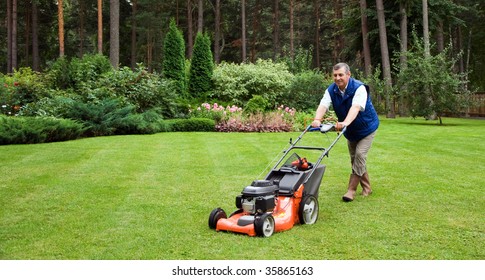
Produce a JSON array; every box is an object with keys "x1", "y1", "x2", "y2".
[{"x1": 333, "y1": 68, "x2": 351, "y2": 90}]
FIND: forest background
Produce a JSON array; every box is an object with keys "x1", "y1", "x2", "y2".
[{"x1": 1, "y1": 0, "x2": 484, "y2": 144}]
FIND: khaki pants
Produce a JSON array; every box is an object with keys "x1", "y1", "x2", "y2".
[{"x1": 347, "y1": 131, "x2": 376, "y2": 176}]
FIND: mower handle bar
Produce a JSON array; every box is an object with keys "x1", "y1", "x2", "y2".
[
  {"x1": 308, "y1": 123, "x2": 346, "y2": 134},
  {"x1": 272, "y1": 124, "x2": 346, "y2": 174}
]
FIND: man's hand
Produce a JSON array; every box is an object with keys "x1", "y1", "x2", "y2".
[
  {"x1": 311, "y1": 119, "x2": 321, "y2": 128},
  {"x1": 335, "y1": 122, "x2": 346, "y2": 131}
]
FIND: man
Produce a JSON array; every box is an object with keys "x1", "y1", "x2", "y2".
[{"x1": 311, "y1": 63, "x2": 379, "y2": 202}]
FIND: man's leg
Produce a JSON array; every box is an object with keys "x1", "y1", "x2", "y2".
[{"x1": 342, "y1": 132, "x2": 376, "y2": 201}]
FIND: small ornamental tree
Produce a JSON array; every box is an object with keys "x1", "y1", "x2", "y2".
[
  {"x1": 395, "y1": 33, "x2": 473, "y2": 124},
  {"x1": 188, "y1": 32, "x2": 214, "y2": 99},
  {"x1": 162, "y1": 18, "x2": 186, "y2": 97}
]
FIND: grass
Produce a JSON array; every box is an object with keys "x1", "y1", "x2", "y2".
[{"x1": 0, "y1": 117, "x2": 484, "y2": 260}]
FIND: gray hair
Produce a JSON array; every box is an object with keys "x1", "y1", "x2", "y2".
[{"x1": 333, "y1": 63, "x2": 350, "y2": 74}]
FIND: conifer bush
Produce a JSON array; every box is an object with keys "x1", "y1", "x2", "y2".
[
  {"x1": 162, "y1": 18, "x2": 187, "y2": 98},
  {"x1": 0, "y1": 115, "x2": 84, "y2": 145},
  {"x1": 188, "y1": 32, "x2": 214, "y2": 99}
]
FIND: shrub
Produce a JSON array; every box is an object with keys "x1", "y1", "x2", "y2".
[
  {"x1": 282, "y1": 70, "x2": 330, "y2": 112},
  {"x1": 244, "y1": 95, "x2": 270, "y2": 114},
  {"x1": 95, "y1": 66, "x2": 178, "y2": 117},
  {"x1": 292, "y1": 110, "x2": 337, "y2": 131},
  {"x1": 63, "y1": 98, "x2": 136, "y2": 137},
  {"x1": 164, "y1": 118, "x2": 215, "y2": 132},
  {"x1": 19, "y1": 91, "x2": 80, "y2": 118},
  {"x1": 212, "y1": 59, "x2": 293, "y2": 107},
  {"x1": 1, "y1": 68, "x2": 48, "y2": 116},
  {"x1": 44, "y1": 54, "x2": 112, "y2": 90},
  {"x1": 0, "y1": 115, "x2": 85, "y2": 145},
  {"x1": 108, "y1": 109, "x2": 166, "y2": 135},
  {"x1": 69, "y1": 54, "x2": 113, "y2": 90}
]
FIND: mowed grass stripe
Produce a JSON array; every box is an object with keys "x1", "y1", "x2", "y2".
[{"x1": 0, "y1": 117, "x2": 484, "y2": 259}]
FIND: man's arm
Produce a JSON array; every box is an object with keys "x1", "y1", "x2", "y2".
[
  {"x1": 337, "y1": 104, "x2": 361, "y2": 130},
  {"x1": 311, "y1": 104, "x2": 328, "y2": 127}
]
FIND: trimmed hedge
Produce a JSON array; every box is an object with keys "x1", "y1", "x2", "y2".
[{"x1": 164, "y1": 118, "x2": 215, "y2": 132}]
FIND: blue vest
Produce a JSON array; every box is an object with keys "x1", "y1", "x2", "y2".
[{"x1": 328, "y1": 78, "x2": 379, "y2": 142}]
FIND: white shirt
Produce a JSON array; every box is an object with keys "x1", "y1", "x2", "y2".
[{"x1": 319, "y1": 84, "x2": 367, "y2": 111}]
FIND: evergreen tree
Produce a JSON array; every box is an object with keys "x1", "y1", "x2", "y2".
[
  {"x1": 188, "y1": 32, "x2": 214, "y2": 99},
  {"x1": 162, "y1": 18, "x2": 186, "y2": 97}
]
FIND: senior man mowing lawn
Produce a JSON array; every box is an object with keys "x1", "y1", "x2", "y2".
[{"x1": 311, "y1": 62, "x2": 379, "y2": 202}]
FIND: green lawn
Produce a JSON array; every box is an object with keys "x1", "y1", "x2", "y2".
[{"x1": 0, "y1": 117, "x2": 484, "y2": 260}]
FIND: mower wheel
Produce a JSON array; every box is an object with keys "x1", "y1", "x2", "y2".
[
  {"x1": 299, "y1": 195, "x2": 319, "y2": 224},
  {"x1": 208, "y1": 208, "x2": 227, "y2": 229},
  {"x1": 254, "y1": 213, "x2": 275, "y2": 237}
]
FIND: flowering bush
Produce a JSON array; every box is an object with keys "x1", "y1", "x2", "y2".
[
  {"x1": 190, "y1": 102, "x2": 297, "y2": 132},
  {"x1": 1, "y1": 68, "x2": 47, "y2": 116},
  {"x1": 189, "y1": 102, "x2": 242, "y2": 123},
  {"x1": 216, "y1": 111, "x2": 293, "y2": 132},
  {"x1": 1, "y1": 81, "x2": 24, "y2": 116}
]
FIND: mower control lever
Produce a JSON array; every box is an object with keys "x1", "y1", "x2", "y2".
[{"x1": 308, "y1": 123, "x2": 344, "y2": 133}]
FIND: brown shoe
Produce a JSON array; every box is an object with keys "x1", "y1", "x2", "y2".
[
  {"x1": 360, "y1": 172, "x2": 373, "y2": 196},
  {"x1": 342, "y1": 174, "x2": 360, "y2": 202}
]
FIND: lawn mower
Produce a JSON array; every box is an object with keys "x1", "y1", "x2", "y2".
[{"x1": 208, "y1": 123, "x2": 346, "y2": 237}]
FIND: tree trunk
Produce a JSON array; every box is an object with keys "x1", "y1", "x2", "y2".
[
  {"x1": 457, "y1": 26, "x2": 464, "y2": 74},
  {"x1": 333, "y1": 0, "x2": 343, "y2": 63},
  {"x1": 250, "y1": 0, "x2": 261, "y2": 63},
  {"x1": 98, "y1": 0, "x2": 103, "y2": 54},
  {"x1": 197, "y1": 0, "x2": 203, "y2": 33},
  {"x1": 187, "y1": 0, "x2": 193, "y2": 58},
  {"x1": 436, "y1": 20, "x2": 444, "y2": 53},
  {"x1": 214, "y1": 0, "x2": 221, "y2": 64},
  {"x1": 422, "y1": 0, "x2": 435, "y2": 120},
  {"x1": 422, "y1": 0, "x2": 430, "y2": 58},
  {"x1": 399, "y1": 2, "x2": 408, "y2": 66},
  {"x1": 58, "y1": 0, "x2": 65, "y2": 57},
  {"x1": 110, "y1": 0, "x2": 120, "y2": 69},
  {"x1": 289, "y1": 0, "x2": 294, "y2": 60},
  {"x1": 131, "y1": 0, "x2": 137, "y2": 69},
  {"x1": 376, "y1": 0, "x2": 394, "y2": 118},
  {"x1": 399, "y1": 1, "x2": 408, "y2": 116},
  {"x1": 12, "y1": 0, "x2": 18, "y2": 70},
  {"x1": 147, "y1": 31, "x2": 153, "y2": 72},
  {"x1": 314, "y1": 0, "x2": 320, "y2": 68},
  {"x1": 241, "y1": 0, "x2": 247, "y2": 62},
  {"x1": 360, "y1": 0, "x2": 372, "y2": 77},
  {"x1": 273, "y1": 0, "x2": 280, "y2": 60},
  {"x1": 32, "y1": 0, "x2": 40, "y2": 71},
  {"x1": 7, "y1": 0, "x2": 12, "y2": 73},
  {"x1": 79, "y1": 0, "x2": 86, "y2": 57}
]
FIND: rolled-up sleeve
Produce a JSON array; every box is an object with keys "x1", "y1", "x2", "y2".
[
  {"x1": 352, "y1": 85, "x2": 367, "y2": 111},
  {"x1": 319, "y1": 89, "x2": 332, "y2": 109}
]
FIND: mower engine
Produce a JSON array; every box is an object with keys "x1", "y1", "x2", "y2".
[{"x1": 236, "y1": 180, "x2": 278, "y2": 215}]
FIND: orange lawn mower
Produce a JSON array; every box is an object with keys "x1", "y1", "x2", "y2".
[{"x1": 208, "y1": 123, "x2": 346, "y2": 237}]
